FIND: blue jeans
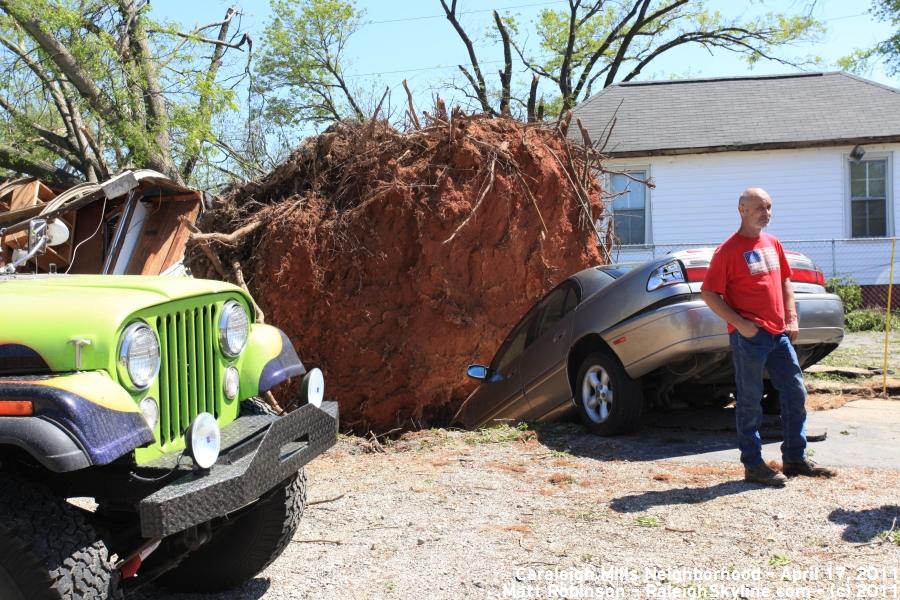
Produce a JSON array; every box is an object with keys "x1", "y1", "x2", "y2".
[{"x1": 729, "y1": 330, "x2": 807, "y2": 467}]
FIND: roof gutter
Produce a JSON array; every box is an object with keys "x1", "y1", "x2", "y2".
[{"x1": 603, "y1": 135, "x2": 900, "y2": 158}]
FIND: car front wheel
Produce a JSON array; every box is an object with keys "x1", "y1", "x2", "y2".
[{"x1": 575, "y1": 351, "x2": 643, "y2": 435}]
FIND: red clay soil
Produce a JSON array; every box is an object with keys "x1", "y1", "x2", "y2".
[{"x1": 199, "y1": 115, "x2": 608, "y2": 432}]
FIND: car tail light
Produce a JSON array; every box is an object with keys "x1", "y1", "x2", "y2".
[
  {"x1": 792, "y1": 268, "x2": 826, "y2": 286},
  {"x1": 684, "y1": 267, "x2": 707, "y2": 282},
  {"x1": 647, "y1": 260, "x2": 685, "y2": 291}
]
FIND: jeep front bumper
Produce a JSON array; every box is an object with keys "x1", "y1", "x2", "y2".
[{"x1": 138, "y1": 401, "x2": 338, "y2": 538}]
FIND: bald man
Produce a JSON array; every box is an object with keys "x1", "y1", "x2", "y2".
[{"x1": 700, "y1": 187, "x2": 835, "y2": 487}]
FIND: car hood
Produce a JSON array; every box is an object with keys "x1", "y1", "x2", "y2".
[{"x1": 0, "y1": 275, "x2": 247, "y2": 374}]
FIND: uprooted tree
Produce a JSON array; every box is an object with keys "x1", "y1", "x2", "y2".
[
  {"x1": 0, "y1": 0, "x2": 251, "y2": 185},
  {"x1": 187, "y1": 110, "x2": 613, "y2": 431},
  {"x1": 440, "y1": 0, "x2": 824, "y2": 120}
]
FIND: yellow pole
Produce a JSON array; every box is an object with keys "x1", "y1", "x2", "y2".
[{"x1": 883, "y1": 237, "x2": 896, "y2": 396}]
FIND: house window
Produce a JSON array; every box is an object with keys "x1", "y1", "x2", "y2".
[
  {"x1": 610, "y1": 171, "x2": 647, "y2": 245},
  {"x1": 850, "y1": 158, "x2": 888, "y2": 238}
]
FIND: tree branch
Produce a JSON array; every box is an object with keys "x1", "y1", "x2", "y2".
[
  {"x1": 572, "y1": 0, "x2": 686, "y2": 103},
  {"x1": 603, "y1": 0, "x2": 653, "y2": 88},
  {"x1": 0, "y1": 34, "x2": 80, "y2": 152},
  {"x1": 0, "y1": 144, "x2": 79, "y2": 184},
  {"x1": 181, "y1": 6, "x2": 242, "y2": 179},
  {"x1": 493, "y1": 11, "x2": 513, "y2": 116},
  {"x1": 440, "y1": 0, "x2": 493, "y2": 114},
  {"x1": 118, "y1": 0, "x2": 175, "y2": 179},
  {"x1": 0, "y1": 96, "x2": 74, "y2": 156}
]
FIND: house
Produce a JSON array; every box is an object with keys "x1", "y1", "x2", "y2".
[{"x1": 572, "y1": 71, "x2": 900, "y2": 306}]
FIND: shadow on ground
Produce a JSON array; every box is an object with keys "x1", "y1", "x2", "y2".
[
  {"x1": 828, "y1": 505, "x2": 900, "y2": 543},
  {"x1": 532, "y1": 406, "x2": 789, "y2": 462},
  {"x1": 609, "y1": 480, "x2": 755, "y2": 513},
  {"x1": 132, "y1": 577, "x2": 271, "y2": 599}
]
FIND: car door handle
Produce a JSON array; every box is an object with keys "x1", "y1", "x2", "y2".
[{"x1": 552, "y1": 333, "x2": 564, "y2": 343}]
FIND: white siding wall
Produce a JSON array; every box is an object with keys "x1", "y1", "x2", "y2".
[{"x1": 607, "y1": 144, "x2": 900, "y2": 285}]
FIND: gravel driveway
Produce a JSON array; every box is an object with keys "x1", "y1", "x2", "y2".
[{"x1": 136, "y1": 420, "x2": 900, "y2": 600}]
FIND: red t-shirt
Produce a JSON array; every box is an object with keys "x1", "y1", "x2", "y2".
[{"x1": 701, "y1": 232, "x2": 792, "y2": 334}]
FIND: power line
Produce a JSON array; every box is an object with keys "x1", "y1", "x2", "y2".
[
  {"x1": 823, "y1": 12, "x2": 868, "y2": 22},
  {"x1": 365, "y1": 0, "x2": 567, "y2": 25},
  {"x1": 346, "y1": 59, "x2": 508, "y2": 79}
]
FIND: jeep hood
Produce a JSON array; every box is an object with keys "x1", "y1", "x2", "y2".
[{"x1": 0, "y1": 275, "x2": 248, "y2": 374}]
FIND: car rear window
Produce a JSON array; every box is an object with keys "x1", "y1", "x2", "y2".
[{"x1": 599, "y1": 267, "x2": 631, "y2": 279}]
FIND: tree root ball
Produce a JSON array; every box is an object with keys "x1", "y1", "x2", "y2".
[{"x1": 211, "y1": 115, "x2": 608, "y2": 432}]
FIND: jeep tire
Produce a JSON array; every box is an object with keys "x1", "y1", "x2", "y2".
[
  {"x1": 153, "y1": 469, "x2": 307, "y2": 592},
  {"x1": 0, "y1": 478, "x2": 119, "y2": 600}
]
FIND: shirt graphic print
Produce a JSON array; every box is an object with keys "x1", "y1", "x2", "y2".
[{"x1": 743, "y1": 247, "x2": 780, "y2": 276}]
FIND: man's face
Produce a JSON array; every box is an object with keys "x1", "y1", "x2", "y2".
[{"x1": 739, "y1": 193, "x2": 772, "y2": 230}]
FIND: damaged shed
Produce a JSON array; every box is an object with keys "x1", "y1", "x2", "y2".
[{"x1": 0, "y1": 170, "x2": 204, "y2": 276}]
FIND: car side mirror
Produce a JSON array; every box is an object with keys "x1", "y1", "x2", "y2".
[{"x1": 467, "y1": 364, "x2": 490, "y2": 380}]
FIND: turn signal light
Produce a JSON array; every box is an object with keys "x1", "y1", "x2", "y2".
[{"x1": 0, "y1": 400, "x2": 33, "y2": 416}]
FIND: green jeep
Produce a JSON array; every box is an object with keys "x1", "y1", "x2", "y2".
[{"x1": 0, "y1": 173, "x2": 337, "y2": 598}]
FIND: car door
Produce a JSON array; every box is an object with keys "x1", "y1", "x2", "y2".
[
  {"x1": 462, "y1": 308, "x2": 538, "y2": 427},
  {"x1": 520, "y1": 281, "x2": 580, "y2": 418}
]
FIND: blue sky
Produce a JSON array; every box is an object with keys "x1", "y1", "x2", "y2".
[{"x1": 151, "y1": 0, "x2": 896, "y2": 123}]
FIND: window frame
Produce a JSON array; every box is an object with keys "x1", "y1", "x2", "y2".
[
  {"x1": 606, "y1": 165, "x2": 652, "y2": 247},
  {"x1": 490, "y1": 304, "x2": 540, "y2": 374},
  {"x1": 528, "y1": 280, "x2": 581, "y2": 345},
  {"x1": 845, "y1": 151, "x2": 893, "y2": 238}
]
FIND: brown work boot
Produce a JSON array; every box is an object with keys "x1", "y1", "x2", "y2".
[
  {"x1": 744, "y1": 463, "x2": 787, "y2": 487},
  {"x1": 782, "y1": 459, "x2": 836, "y2": 478}
]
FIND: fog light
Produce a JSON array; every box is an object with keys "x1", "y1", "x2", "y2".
[
  {"x1": 139, "y1": 397, "x2": 159, "y2": 430},
  {"x1": 300, "y1": 368, "x2": 325, "y2": 408},
  {"x1": 186, "y1": 413, "x2": 221, "y2": 469},
  {"x1": 223, "y1": 366, "x2": 240, "y2": 400}
]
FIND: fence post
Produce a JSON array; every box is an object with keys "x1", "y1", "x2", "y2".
[
  {"x1": 831, "y1": 239, "x2": 836, "y2": 278},
  {"x1": 883, "y1": 237, "x2": 896, "y2": 397}
]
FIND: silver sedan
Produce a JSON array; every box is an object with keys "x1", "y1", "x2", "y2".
[{"x1": 455, "y1": 248, "x2": 844, "y2": 435}]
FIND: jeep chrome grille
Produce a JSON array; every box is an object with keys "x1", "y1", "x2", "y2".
[{"x1": 155, "y1": 304, "x2": 222, "y2": 446}]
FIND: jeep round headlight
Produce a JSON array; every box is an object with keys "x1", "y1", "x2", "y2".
[
  {"x1": 118, "y1": 322, "x2": 160, "y2": 390},
  {"x1": 218, "y1": 300, "x2": 249, "y2": 358}
]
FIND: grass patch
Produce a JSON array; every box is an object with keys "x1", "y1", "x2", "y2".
[
  {"x1": 464, "y1": 423, "x2": 534, "y2": 445},
  {"x1": 548, "y1": 473, "x2": 577, "y2": 485},
  {"x1": 768, "y1": 554, "x2": 791, "y2": 567},
  {"x1": 546, "y1": 448, "x2": 572, "y2": 458},
  {"x1": 845, "y1": 309, "x2": 900, "y2": 332},
  {"x1": 878, "y1": 530, "x2": 900, "y2": 546},
  {"x1": 635, "y1": 515, "x2": 661, "y2": 527},
  {"x1": 575, "y1": 508, "x2": 607, "y2": 522}
]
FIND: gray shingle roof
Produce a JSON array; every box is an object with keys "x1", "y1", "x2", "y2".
[{"x1": 572, "y1": 72, "x2": 900, "y2": 156}]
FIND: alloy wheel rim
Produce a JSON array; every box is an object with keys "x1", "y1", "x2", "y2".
[{"x1": 582, "y1": 365, "x2": 612, "y2": 423}]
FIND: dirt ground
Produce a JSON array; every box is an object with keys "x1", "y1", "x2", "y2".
[
  {"x1": 136, "y1": 333, "x2": 900, "y2": 599},
  {"x1": 140, "y1": 426, "x2": 899, "y2": 600}
]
